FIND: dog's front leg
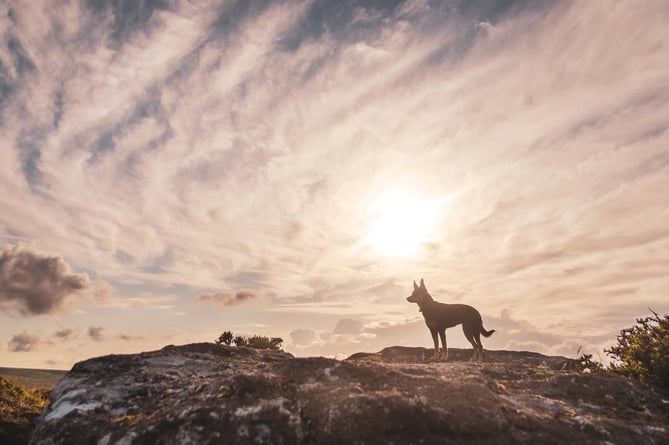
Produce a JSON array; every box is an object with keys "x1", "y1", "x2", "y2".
[
  {"x1": 430, "y1": 328, "x2": 439, "y2": 360},
  {"x1": 439, "y1": 330, "x2": 447, "y2": 361}
]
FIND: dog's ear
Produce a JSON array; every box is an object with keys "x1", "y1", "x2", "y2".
[
  {"x1": 420, "y1": 278, "x2": 426, "y2": 290},
  {"x1": 413, "y1": 280, "x2": 418, "y2": 290}
]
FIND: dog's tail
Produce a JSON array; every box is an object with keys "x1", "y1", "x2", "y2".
[{"x1": 481, "y1": 326, "x2": 495, "y2": 337}]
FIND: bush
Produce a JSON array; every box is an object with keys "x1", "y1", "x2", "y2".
[
  {"x1": 605, "y1": 310, "x2": 669, "y2": 390},
  {"x1": 0, "y1": 376, "x2": 51, "y2": 445},
  {"x1": 246, "y1": 335, "x2": 283, "y2": 350},
  {"x1": 215, "y1": 331, "x2": 234, "y2": 345},
  {"x1": 216, "y1": 331, "x2": 283, "y2": 350},
  {"x1": 233, "y1": 336, "x2": 248, "y2": 347}
]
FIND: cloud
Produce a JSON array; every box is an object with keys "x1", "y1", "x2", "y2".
[
  {"x1": 53, "y1": 328, "x2": 77, "y2": 341},
  {"x1": 289, "y1": 328, "x2": 318, "y2": 346},
  {"x1": 1, "y1": 0, "x2": 669, "y2": 364},
  {"x1": 8, "y1": 331, "x2": 40, "y2": 352},
  {"x1": 333, "y1": 318, "x2": 364, "y2": 335},
  {"x1": 83, "y1": 0, "x2": 173, "y2": 44},
  {"x1": 195, "y1": 290, "x2": 260, "y2": 306},
  {"x1": 87, "y1": 326, "x2": 105, "y2": 342},
  {"x1": 287, "y1": 317, "x2": 427, "y2": 358},
  {"x1": 0, "y1": 244, "x2": 91, "y2": 316},
  {"x1": 97, "y1": 292, "x2": 177, "y2": 310},
  {"x1": 118, "y1": 333, "x2": 145, "y2": 341}
]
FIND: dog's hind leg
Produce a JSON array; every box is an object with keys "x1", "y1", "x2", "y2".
[
  {"x1": 462, "y1": 324, "x2": 479, "y2": 361},
  {"x1": 439, "y1": 329, "x2": 448, "y2": 361},
  {"x1": 472, "y1": 329, "x2": 484, "y2": 363}
]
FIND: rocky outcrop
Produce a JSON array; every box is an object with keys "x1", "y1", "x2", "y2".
[{"x1": 31, "y1": 343, "x2": 669, "y2": 444}]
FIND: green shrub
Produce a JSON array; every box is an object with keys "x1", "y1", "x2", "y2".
[
  {"x1": 246, "y1": 335, "x2": 283, "y2": 350},
  {"x1": 216, "y1": 331, "x2": 283, "y2": 350},
  {"x1": 605, "y1": 310, "x2": 669, "y2": 390},
  {"x1": 0, "y1": 376, "x2": 51, "y2": 445}
]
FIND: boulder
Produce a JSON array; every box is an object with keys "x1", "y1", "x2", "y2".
[{"x1": 31, "y1": 343, "x2": 669, "y2": 444}]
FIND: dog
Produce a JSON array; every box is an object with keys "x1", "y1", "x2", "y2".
[{"x1": 407, "y1": 278, "x2": 495, "y2": 362}]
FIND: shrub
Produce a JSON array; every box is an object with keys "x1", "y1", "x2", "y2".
[
  {"x1": 216, "y1": 331, "x2": 283, "y2": 350},
  {"x1": 246, "y1": 335, "x2": 283, "y2": 350},
  {"x1": 0, "y1": 376, "x2": 51, "y2": 445},
  {"x1": 605, "y1": 310, "x2": 669, "y2": 390},
  {"x1": 215, "y1": 331, "x2": 234, "y2": 345},
  {"x1": 233, "y1": 336, "x2": 248, "y2": 347}
]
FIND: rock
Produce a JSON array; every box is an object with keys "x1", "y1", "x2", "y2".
[{"x1": 31, "y1": 343, "x2": 669, "y2": 444}]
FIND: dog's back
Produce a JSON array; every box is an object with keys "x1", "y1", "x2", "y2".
[{"x1": 421, "y1": 301, "x2": 483, "y2": 330}]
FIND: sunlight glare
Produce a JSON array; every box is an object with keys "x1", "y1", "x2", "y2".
[{"x1": 364, "y1": 187, "x2": 447, "y2": 258}]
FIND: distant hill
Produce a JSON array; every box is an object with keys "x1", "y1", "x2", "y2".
[
  {"x1": 0, "y1": 368, "x2": 66, "y2": 389},
  {"x1": 30, "y1": 343, "x2": 669, "y2": 444}
]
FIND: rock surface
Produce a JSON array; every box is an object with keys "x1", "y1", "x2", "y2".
[{"x1": 31, "y1": 343, "x2": 669, "y2": 444}]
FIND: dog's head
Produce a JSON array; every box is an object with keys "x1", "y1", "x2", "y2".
[{"x1": 407, "y1": 278, "x2": 430, "y2": 304}]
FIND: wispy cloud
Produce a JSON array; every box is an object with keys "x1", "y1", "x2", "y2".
[
  {"x1": 195, "y1": 290, "x2": 260, "y2": 307},
  {"x1": 97, "y1": 292, "x2": 178, "y2": 310},
  {"x1": 118, "y1": 333, "x2": 146, "y2": 341},
  {"x1": 1, "y1": 0, "x2": 668, "y2": 366}
]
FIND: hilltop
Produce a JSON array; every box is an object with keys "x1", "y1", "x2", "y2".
[{"x1": 31, "y1": 343, "x2": 669, "y2": 444}]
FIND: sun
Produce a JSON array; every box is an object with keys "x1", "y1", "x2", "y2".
[{"x1": 363, "y1": 187, "x2": 447, "y2": 258}]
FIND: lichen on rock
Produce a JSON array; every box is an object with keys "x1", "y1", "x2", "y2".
[{"x1": 30, "y1": 343, "x2": 669, "y2": 444}]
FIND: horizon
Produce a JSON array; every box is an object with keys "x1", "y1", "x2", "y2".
[{"x1": 1, "y1": 0, "x2": 668, "y2": 370}]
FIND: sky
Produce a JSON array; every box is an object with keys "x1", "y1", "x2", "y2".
[{"x1": 1, "y1": 0, "x2": 668, "y2": 370}]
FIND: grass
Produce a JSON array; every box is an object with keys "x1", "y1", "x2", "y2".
[{"x1": 0, "y1": 369, "x2": 64, "y2": 445}]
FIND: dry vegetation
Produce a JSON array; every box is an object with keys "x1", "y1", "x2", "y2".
[{"x1": 0, "y1": 375, "x2": 51, "y2": 445}]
